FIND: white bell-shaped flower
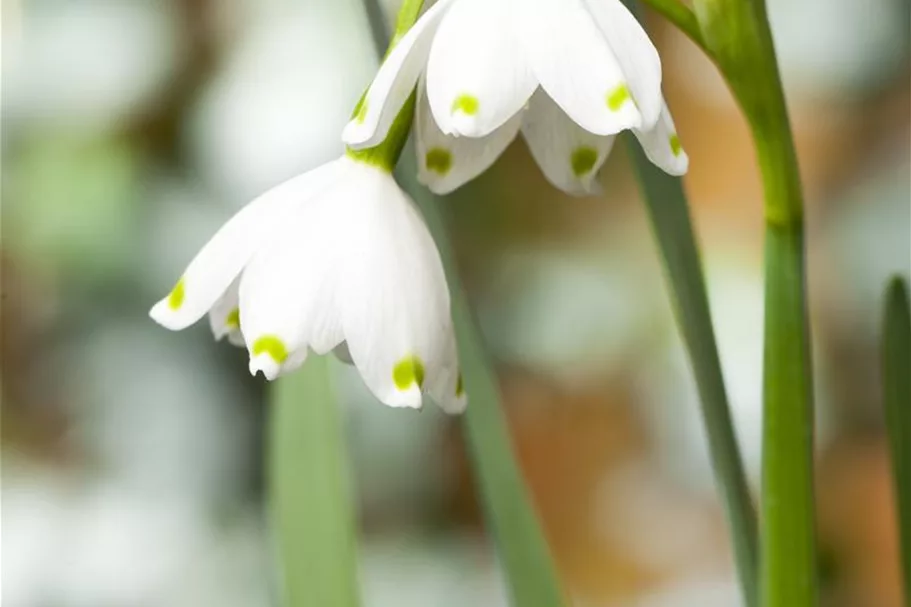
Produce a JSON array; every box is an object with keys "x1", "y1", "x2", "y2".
[
  {"x1": 343, "y1": 0, "x2": 688, "y2": 196},
  {"x1": 150, "y1": 156, "x2": 466, "y2": 413}
]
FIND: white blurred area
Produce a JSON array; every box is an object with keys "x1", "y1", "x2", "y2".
[
  {"x1": 2, "y1": 0, "x2": 909, "y2": 606},
  {"x1": 3, "y1": 1, "x2": 182, "y2": 134},
  {"x1": 2, "y1": 1, "x2": 493, "y2": 605}
]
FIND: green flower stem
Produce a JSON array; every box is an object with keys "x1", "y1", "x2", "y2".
[
  {"x1": 627, "y1": 140, "x2": 758, "y2": 607},
  {"x1": 759, "y1": 226, "x2": 815, "y2": 607},
  {"x1": 638, "y1": 0, "x2": 710, "y2": 53},
  {"x1": 691, "y1": 1, "x2": 817, "y2": 606},
  {"x1": 389, "y1": 0, "x2": 426, "y2": 47},
  {"x1": 269, "y1": 355, "x2": 360, "y2": 607},
  {"x1": 882, "y1": 277, "x2": 911, "y2": 601},
  {"x1": 345, "y1": 0, "x2": 426, "y2": 172},
  {"x1": 346, "y1": 95, "x2": 416, "y2": 172}
]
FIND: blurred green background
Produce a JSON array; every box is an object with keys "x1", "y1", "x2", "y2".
[{"x1": 2, "y1": 0, "x2": 910, "y2": 605}]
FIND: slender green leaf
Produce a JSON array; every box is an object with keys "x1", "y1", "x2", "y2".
[
  {"x1": 455, "y1": 292, "x2": 567, "y2": 607},
  {"x1": 882, "y1": 276, "x2": 911, "y2": 601},
  {"x1": 269, "y1": 356, "x2": 360, "y2": 607},
  {"x1": 399, "y1": 156, "x2": 567, "y2": 606},
  {"x1": 626, "y1": 137, "x2": 758, "y2": 607},
  {"x1": 620, "y1": 3, "x2": 757, "y2": 604}
]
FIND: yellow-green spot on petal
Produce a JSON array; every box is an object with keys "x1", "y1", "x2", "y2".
[
  {"x1": 571, "y1": 146, "x2": 599, "y2": 177},
  {"x1": 225, "y1": 308, "x2": 240, "y2": 329},
  {"x1": 252, "y1": 335, "x2": 289, "y2": 364},
  {"x1": 451, "y1": 94, "x2": 479, "y2": 116},
  {"x1": 393, "y1": 355, "x2": 425, "y2": 391},
  {"x1": 425, "y1": 148, "x2": 453, "y2": 175},
  {"x1": 355, "y1": 98, "x2": 369, "y2": 124},
  {"x1": 455, "y1": 373, "x2": 464, "y2": 398},
  {"x1": 168, "y1": 278, "x2": 186, "y2": 311},
  {"x1": 606, "y1": 84, "x2": 632, "y2": 112},
  {"x1": 669, "y1": 133, "x2": 683, "y2": 157}
]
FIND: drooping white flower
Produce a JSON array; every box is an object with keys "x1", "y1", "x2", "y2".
[
  {"x1": 343, "y1": 0, "x2": 688, "y2": 196},
  {"x1": 150, "y1": 156, "x2": 466, "y2": 413}
]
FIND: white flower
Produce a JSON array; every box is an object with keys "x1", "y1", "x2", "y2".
[
  {"x1": 343, "y1": 0, "x2": 688, "y2": 196},
  {"x1": 150, "y1": 156, "x2": 466, "y2": 413}
]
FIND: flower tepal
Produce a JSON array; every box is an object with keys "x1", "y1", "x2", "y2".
[
  {"x1": 150, "y1": 156, "x2": 466, "y2": 413},
  {"x1": 344, "y1": 0, "x2": 689, "y2": 196}
]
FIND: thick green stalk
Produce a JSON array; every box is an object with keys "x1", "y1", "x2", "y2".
[
  {"x1": 269, "y1": 356, "x2": 360, "y2": 607},
  {"x1": 882, "y1": 277, "x2": 911, "y2": 601},
  {"x1": 691, "y1": 1, "x2": 817, "y2": 606},
  {"x1": 627, "y1": 141, "x2": 758, "y2": 607}
]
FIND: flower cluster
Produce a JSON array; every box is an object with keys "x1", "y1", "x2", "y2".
[
  {"x1": 150, "y1": 0, "x2": 687, "y2": 412},
  {"x1": 344, "y1": 0, "x2": 687, "y2": 195}
]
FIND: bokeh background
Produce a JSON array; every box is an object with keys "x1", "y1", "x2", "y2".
[{"x1": 2, "y1": 0, "x2": 910, "y2": 605}]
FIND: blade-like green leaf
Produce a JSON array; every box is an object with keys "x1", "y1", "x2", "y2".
[
  {"x1": 882, "y1": 276, "x2": 911, "y2": 601},
  {"x1": 269, "y1": 356, "x2": 360, "y2": 607},
  {"x1": 398, "y1": 154, "x2": 567, "y2": 607},
  {"x1": 455, "y1": 291, "x2": 567, "y2": 607},
  {"x1": 626, "y1": 137, "x2": 758, "y2": 607}
]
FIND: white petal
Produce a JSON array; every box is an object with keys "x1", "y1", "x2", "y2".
[
  {"x1": 425, "y1": 0, "x2": 536, "y2": 137},
  {"x1": 416, "y1": 77, "x2": 521, "y2": 195},
  {"x1": 582, "y1": 0, "x2": 662, "y2": 128},
  {"x1": 208, "y1": 277, "x2": 245, "y2": 347},
  {"x1": 438, "y1": 372, "x2": 468, "y2": 414},
  {"x1": 337, "y1": 164, "x2": 453, "y2": 409},
  {"x1": 633, "y1": 100, "x2": 689, "y2": 176},
  {"x1": 521, "y1": 90, "x2": 616, "y2": 196},
  {"x1": 427, "y1": 341, "x2": 467, "y2": 414},
  {"x1": 342, "y1": 0, "x2": 455, "y2": 149},
  {"x1": 239, "y1": 168, "x2": 352, "y2": 380},
  {"x1": 521, "y1": 0, "x2": 642, "y2": 136},
  {"x1": 149, "y1": 160, "x2": 341, "y2": 332}
]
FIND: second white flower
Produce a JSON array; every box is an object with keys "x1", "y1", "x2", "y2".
[{"x1": 344, "y1": 0, "x2": 688, "y2": 196}]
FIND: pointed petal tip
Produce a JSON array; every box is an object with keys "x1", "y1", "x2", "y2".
[
  {"x1": 149, "y1": 299, "x2": 187, "y2": 331},
  {"x1": 249, "y1": 355, "x2": 281, "y2": 381},
  {"x1": 211, "y1": 324, "x2": 231, "y2": 342},
  {"x1": 657, "y1": 149, "x2": 689, "y2": 177},
  {"x1": 342, "y1": 120, "x2": 373, "y2": 149},
  {"x1": 420, "y1": 174, "x2": 457, "y2": 196},
  {"x1": 671, "y1": 152, "x2": 690, "y2": 176},
  {"x1": 448, "y1": 112, "x2": 489, "y2": 138},
  {"x1": 442, "y1": 394, "x2": 467, "y2": 415},
  {"x1": 380, "y1": 385, "x2": 425, "y2": 410},
  {"x1": 227, "y1": 331, "x2": 246, "y2": 347}
]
